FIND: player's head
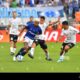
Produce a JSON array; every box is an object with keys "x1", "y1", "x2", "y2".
[
  {"x1": 12, "y1": 11, "x2": 17, "y2": 18},
  {"x1": 34, "y1": 20, "x2": 39, "y2": 27},
  {"x1": 40, "y1": 16, "x2": 45, "y2": 24},
  {"x1": 30, "y1": 16, "x2": 34, "y2": 22},
  {"x1": 62, "y1": 21, "x2": 69, "y2": 30}
]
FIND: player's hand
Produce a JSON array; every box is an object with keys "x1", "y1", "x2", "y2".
[
  {"x1": 6, "y1": 30, "x2": 9, "y2": 35},
  {"x1": 56, "y1": 40, "x2": 59, "y2": 43},
  {"x1": 19, "y1": 33, "x2": 21, "y2": 37}
]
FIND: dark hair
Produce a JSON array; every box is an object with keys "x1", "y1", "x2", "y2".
[
  {"x1": 62, "y1": 21, "x2": 68, "y2": 25},
  {"x1": 40, "y1": 16, "x2": 45, "y2": 20},
  {"x1": 30, "y1": 16, "x2": 33, "y2": 18}
]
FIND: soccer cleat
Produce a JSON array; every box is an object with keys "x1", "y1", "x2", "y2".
[
  {"x1": 10, "y1": 52, "x2": 14, "y2": 56},
  {"x1": 46, "y1": 58, "x2": 52, "y2": 61},
  {"x1": 57, "y1": 59, "x2": 64, "y2": 63},
  {"x1": 13, "y1": 56, "x2": 17, "y2": 61},
  {"x1": 28, "y1": 54, "x2": 34, "y2": 59}
]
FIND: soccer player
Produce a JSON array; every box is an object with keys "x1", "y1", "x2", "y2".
[
  {"x1": 56, "y1": 21, "x2": 80, "y2": 62},
  {"x1": 13, "y1": 20, "x2": 42, "y2": 61},
  {"x1": 27, "y1": 16, "x2": 34, "y2": 25},
  {"x1": 7, "y1": 11, "x2": 22, "y2": 55},
  {"x1": 28, "y1": 16, "x2": 52, "y2": 61}
]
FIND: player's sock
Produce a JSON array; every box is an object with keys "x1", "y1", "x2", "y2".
[
  {"x1": 60, "y1": 55, "x2": 64, "y2": 60},
  {"x1": 13, "y1": 48, "x2": 16, "y2": 53},
  {"x1": 59, "y1": 51, "x2": 65, "y2": 60},
  {"x1": 46, "y1": 52, "x2": 50, "y2": 59},
  {"x1": 16, "y1": 48, "x2": 25, "y2": 57},
  {"x1": 30, "y1": 48, "x2": 34, "y2": 56},
  {"x1": 44, "y1": 50, "x2": 50, "y2": 59},
  {"x1": 10, "y1": 47, "x2": 14, "y2": 53}
]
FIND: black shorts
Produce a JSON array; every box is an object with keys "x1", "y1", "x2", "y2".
[
  {"x1": 10, "y1": 34, "x2": 18, "y2": 42},
  {"x1": 62, "y1": 43, "x2": 75, "y2": 50},
  {"x1": 33, "y1": 39, "x2": 47, "y2": 49}
]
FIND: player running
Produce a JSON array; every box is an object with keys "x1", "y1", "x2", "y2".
[
  {"x1": 7, "y1": 11, "x2": 22, "y2": 55},
  {"x1": 13, "y1": 20, "x2": 42, "y2": 61},
  {"x1": 56, "y1": 21, "x2": 80, "y2": 63}
]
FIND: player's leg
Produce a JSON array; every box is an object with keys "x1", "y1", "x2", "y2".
[
  {"x1": 13, "y1": 37, "x2": 33, "y2": 61},
  {"x1": 28, "y1": 42, "x2": 37, "y2": 59},
  {"x1": 28, "y1": 40, "x2": 38, "y2": 59},
  {"x1": 15, "y1": 42, "x2": 30, "y2": 57},
  {"x1": 9, "y1": 34, "x2": 14, "y2": 55},
  {"x1": 57, "y1": 43, "x2": 75, "y2": 62},
  {"x1": 39, "y1": 40, "x2": 52, "y2": 61},
  {"x1": 13, "y1": 35, "x2": 18, "y2": 54},
  {"x1": 13, "y1": 42, "x2": 30, "y2": 61},
  {"x1": 58, "y1": 45, "x2": 69, "y2": 62}
]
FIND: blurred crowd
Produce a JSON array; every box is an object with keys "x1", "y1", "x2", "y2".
[
  {"x1": 0, "y1": 0, "x2": 63, "y2": 8},
  {"x1": 64, "y1": 0, "x2": 80, "y2": 19},
  {"x1": 0, "y1": 0, "x2": 80, "y2": 28}
]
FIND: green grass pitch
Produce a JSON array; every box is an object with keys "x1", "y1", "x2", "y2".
[{"x1": 0, "y1": 42, "x2": 80, "y2": 72}]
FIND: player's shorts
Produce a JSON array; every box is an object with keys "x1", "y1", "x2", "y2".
[
  {"x1": 10, "y1": 34, "x2": 18, "y2": 42},
  {"x1": 24, "y1": 37, "x2": 34, "y2": 47},
  {"x1": 33, "y1": 39, "x2": 47, "y2": 49},
  {"x1": 62, "y1": 43, "x2": 75, "y2": 50}
]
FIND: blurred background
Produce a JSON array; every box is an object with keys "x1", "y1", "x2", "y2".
[{"x1": 0, "y1": 0, "x2": 80, "y2": 30}]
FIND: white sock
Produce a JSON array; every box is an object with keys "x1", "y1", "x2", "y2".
[
  {"x1": 10, "y1": 47, "x2": 14, "y2": 53},
  {"x1": 30, "y1": 48, "x2": 35, "y2": 56},
  {"x1": 60, "y1": 55, "x2": 64, "y2": 60},
  {"x1": 13, "y1": 48, "x2": 16, "y2": 53},
  {"x1": 46, "y1": 52, "x2": 50, "y2": 59},
  {"x1": 59, "y1": 51, "x2": 65, "y2": 60}
]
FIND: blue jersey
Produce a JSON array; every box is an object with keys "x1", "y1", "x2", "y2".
[
  {"x1": 25, "y1": 24, "x2": 42, "y2": 40},
  {"x1": 27, "y1": 21, "x2": 34, "y2": 26}
]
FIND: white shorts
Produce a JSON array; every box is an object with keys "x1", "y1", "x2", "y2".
[{"x1": 24, "y1": 37, "x2": 33, "y2": 47}]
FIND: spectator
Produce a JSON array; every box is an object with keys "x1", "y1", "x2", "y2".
[
  {"x1": 78, "y1": 0, "x2": 80, "y2": 8},
  {"x1": 3, "y1": 0, "x2": 10, "y2": 8},
  {"x1": 0, "y1": 0, "x2": 3, "y2": 7},
  {"x1": 68, "y1": 1, "x2": 73, "y2": 18},
  {"x1": 72, "y1": 0, "x2": 79, "y2": 18},
  {"x1": 30, "y1": 0, "x2": 35, "y2": 7},
  {"x1": 25, "y1": 0, "x2": 30, "y2": 6},
  {"x1": 19, "y1": 0, "x2": 25, "y2": 7},
  {"x1": 10, "y1": 0, "x2": 18, "y2": 8}
]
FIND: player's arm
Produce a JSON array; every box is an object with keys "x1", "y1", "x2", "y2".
[
  {"x1": 6, "y1": 21, "x2": 11, "y2": 34},
  {"x1": 35, "y1": 27, "x2": 42, "y2": 39},
  {"x1": 19, "y1": 25, "x2": 27, "y2": 36},
  {"x1": 56, "y1": 35, "x2": 63, "y2": 43},
  {"x1": 52, "y1": 17, "x2": 60, "y2": 24},
  {"x1": 72, "y1": 27, "x2": 80, "y2": 34},
  {"x1": 56, "y1": 30, "x2": 64, "y2": 43}
]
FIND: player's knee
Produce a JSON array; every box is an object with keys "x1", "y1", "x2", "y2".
[
  {"x1": 41, "y1": 44, "x2": 47, "y2": 49},
  {"x1": 32, "y1": 43, "x2": 36, "y2": 48},
  {"x1": 64, "y1": 46, "x2": 69, "y2": 51}
]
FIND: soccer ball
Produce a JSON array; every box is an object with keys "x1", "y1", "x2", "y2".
[{"x1": 17, "y1": 55, "x2": 23, "y2": 62}]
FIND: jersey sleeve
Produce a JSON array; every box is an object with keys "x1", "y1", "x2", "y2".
[
  {"x1": 25, "y1": 25, "x2": 30, "y2": 30},
  {"x1": 72, "y1": 27, "x2": 79, "y2": 33},
  {"x1": 8, "y1": 19, "x2": 11, "y2": 24},
  {"x1": 61, "y1": 29, "x2": 64, "y2": 36},
  {"x1": 18, "y1": 18, "x2": 23, "y2": 25},
  {"x1": 38, "y1": 27, "x2": 42, "y2": 34},
  {"x1": 44, "y1": 23, "x2": 48, "y2": 29}
]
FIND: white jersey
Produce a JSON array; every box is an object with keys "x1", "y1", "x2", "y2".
[
  {"x1": 38, "y1": 23, "x2": 47, "y2": 40},
  {"x1": 61, "y1": 26, "x2": 79, "y2": 44},
  {"x1": 9, "y1": 18, "x2": 22, "y2": 35}
]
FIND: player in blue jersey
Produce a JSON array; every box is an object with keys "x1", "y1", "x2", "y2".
[
  {"x1": 13, "y1": 20, "x2": 42, "y2": 61},
  {"x1": 27, "y1": 16, "x2": 34, "y2": 26}
]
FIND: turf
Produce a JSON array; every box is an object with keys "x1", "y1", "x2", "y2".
[{"x1": 0, "y1": 42, "x2": 80, "y2": 72}]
